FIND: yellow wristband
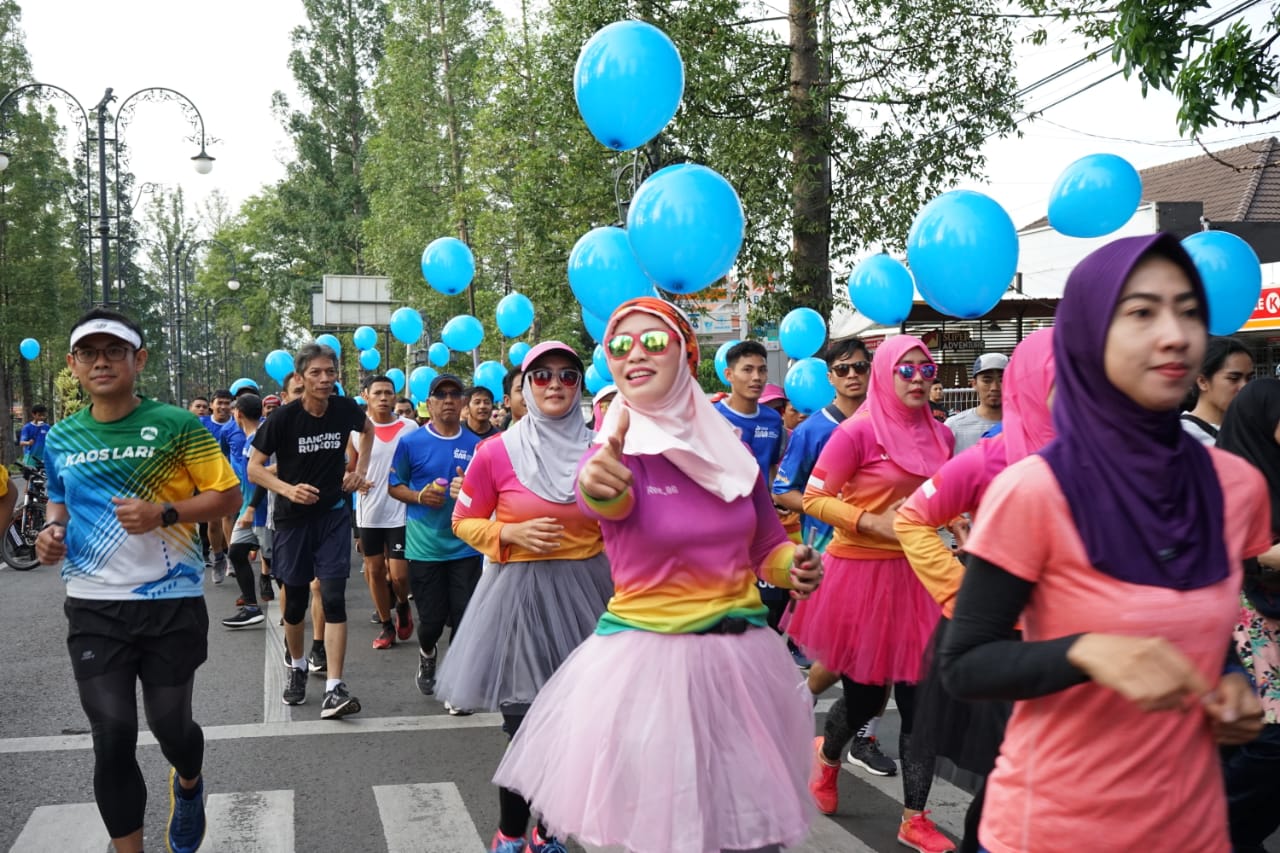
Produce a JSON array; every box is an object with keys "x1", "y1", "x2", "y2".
[{"x1": 417, "y1": 486, "x2": 429, "y2": 505}]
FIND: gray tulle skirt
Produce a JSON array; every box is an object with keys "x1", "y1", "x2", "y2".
[{"x1": 435, "y1": 553, "x2": 613, "y2": 713}]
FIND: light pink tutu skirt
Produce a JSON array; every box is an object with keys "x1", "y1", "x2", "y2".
[
  {"x1": 787, "y1": 553, "x2": 941, "y2": 684},
  {"x1": 492, "y1": 627, "x2": 814, "y2": 853}
]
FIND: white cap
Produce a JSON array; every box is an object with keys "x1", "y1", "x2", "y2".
[
  {"x1": 972, "y1": 353, "x2": 1009, "y2": 375},
  {"x1": 69, "y1": 319, "x2": 143, "y2": 351}
]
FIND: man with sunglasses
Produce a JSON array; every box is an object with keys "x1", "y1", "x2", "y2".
[
  {"x1": 388, "y1": 373, "x2": 483, "y2": 697},
  {"x1": 35, "y1": 308, "x2": 242, "y2": 853},
  {"x1": 944, "y1": 352, "x2": 1008, "y2": 454}
]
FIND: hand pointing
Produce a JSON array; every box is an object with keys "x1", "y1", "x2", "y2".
[{"x1": 579, "y1": 408, "x2": 633, "y2": 501}]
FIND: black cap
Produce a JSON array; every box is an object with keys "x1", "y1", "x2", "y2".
[{"x1": 429, "y1": 373, "x2": 464, "y2": 396}]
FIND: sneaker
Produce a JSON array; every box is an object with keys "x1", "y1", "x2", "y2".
[
  {"x1": 222, "y1": 606, "x2": 265, "y2": 629},
  {"x1": 370, "y1": 610, "x2": 383, "y2": 624},
  {"x1": 395, "y1": 601, "x2": 414, "y2": 641},
  {"x1": 166, "y1": 768, "x2": 206, "y2": 853},
  {"x1": 416, "y1": 648, "x2": 437, "y2": 695},
  {"x1": 526, "y1": 826, "x2": 568, "y2": 853},
  {"x1": 282, "y1": 666, "x2": 307, "y2": 705},
  {"x1": 373, "y1": 623, "x2": 396, "y2": 650},
  {"x1": 847, "y1": 735, "x2": 897, "y2": 777},
  {"x1": 320, "y1": 682, "x2": 362, "y2": 719},
  {"x1": 808, "y1": 736, "x2": 840, "y2": 815},
  {"x1": 790, "y1": 644, "x2": 812, "y2": 669},
  {"x1": 259, "y1": 574, "x2": 275, "y2": 602},
  {"x1": 211, "y1": 555, "x2": 227, "y2": 584},
  {"x1": 307, "y1": 646, "x2": 328, "y2": 674},
  {"x1": 897, "y1": 811, "x2": 955, "y2": 853},
  {"x1": 444, "y1": 701, "x2": 473, "y2": 717},
  {"x1": 489, "y1": 831, "x2": 525, "y2": 853}
]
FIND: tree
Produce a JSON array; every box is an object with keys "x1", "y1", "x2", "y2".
[{"x1": 1023, "y1": 0, "x2": 1279, "y2": 135}]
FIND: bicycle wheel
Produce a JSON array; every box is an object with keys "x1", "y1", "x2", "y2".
[{"x1": 2, "y1": 506, "x2": 41, "y2": 571}]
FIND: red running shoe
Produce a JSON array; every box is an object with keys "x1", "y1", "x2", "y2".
[
  {"x1": 396, "y1": 601, "x2": 414, "y2": 641},
  {"x1": 808, "y1": 736, "x2": 840, "y2": 815},
  {"x1": 372, "y1": 624, "x2": 395, "y2": 650},
  {"x1": 897, "y1": 811, "x2": 956, "y2": 853}
]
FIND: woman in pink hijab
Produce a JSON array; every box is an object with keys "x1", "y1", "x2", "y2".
[
  {"x1": 895, "y1": 328, "x2": 1056, "y2": 853},
  {"x1": 788, "y1": 333, "x2": 956, "y2": 850}
]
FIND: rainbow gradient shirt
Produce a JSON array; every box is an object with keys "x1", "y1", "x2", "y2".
[
  {"x1": 577, "y1": 447, "x2": 796, "y2": 635},
  {"x1": 45, "y1": 398, "x2": 239, "y2": 601}
]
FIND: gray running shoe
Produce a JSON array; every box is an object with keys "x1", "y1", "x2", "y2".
[{"x1": 282, "y1": 666, "x2": 307, "y2": 705}]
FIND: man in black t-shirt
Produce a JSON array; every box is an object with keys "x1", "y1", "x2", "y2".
[{"x1": 249, "y1": 343, "x2": 374, "y2": 718}]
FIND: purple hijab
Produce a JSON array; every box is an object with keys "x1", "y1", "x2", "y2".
[{"x1": 1039, "y1": 232, "x2": 1227, "y2": 590}]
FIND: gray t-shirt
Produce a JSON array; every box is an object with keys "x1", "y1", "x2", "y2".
[{"x1": 944, "y1": 408, "x2": 1000, "y2": 454}]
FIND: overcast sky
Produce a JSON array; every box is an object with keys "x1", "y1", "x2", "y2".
[{"x1": 15, "y1": 1, "x2": 1280, "y2": 256}]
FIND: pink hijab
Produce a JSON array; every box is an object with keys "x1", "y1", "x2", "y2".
[
  {"x1": 1001, "y1": 328, "x2": 1056, "y2": 463},
  {"x1": 865, "y1": 335, "x2": 953, "y2": 477},
  {"x1": 595, "y1": 299, "x2": 757, "y2": 502}
]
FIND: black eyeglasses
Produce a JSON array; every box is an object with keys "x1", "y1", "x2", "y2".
[
  {"x1": 528, "y1": 368, "x2": 582, "y2": 388},
  {"x1": 830, "y1": 360, "x2": 870, "y2": 377},
  {"x1": 72, "y1": 344, "x2": 134, "y2": 363},
  {"x1": 431, "y1": 389, "x2": 464, "y2": 400}
]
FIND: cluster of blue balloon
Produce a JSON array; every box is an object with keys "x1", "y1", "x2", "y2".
[
  {"x1": 19, "y1": 338, "x2": 39, "y2": 360},
  {"x1": 780, "y1": 309, "x2": 835, "y2": 414},
  {"x1": 568, "y1": 21, "x2": 746, "y2": 344}
]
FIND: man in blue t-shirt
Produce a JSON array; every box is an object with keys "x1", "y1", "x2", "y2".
[
  {"x1": 388, "y1": 373, "x2": 482, "y2": 698},
  {"x1": 19, "y1": 405, "x2": 51, "y2": 468},
  {"x1": 714, "y1": 340, "x2": 785, "y2": 481}
]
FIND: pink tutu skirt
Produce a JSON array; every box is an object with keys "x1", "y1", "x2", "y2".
[
  {"x1": 493, "y1": 627, "x2": 814, "y2": 853},
  {"x1": 787, "y1": 553, "x2": 940, "y2": 684}
]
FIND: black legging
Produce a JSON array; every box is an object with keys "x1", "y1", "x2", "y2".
[
  {"x1": 75, "y1": 670, "x2": 203, "y2": 838},
  {"x1": 229, "y1": 541, "x2": 258, "y2": 606},
  {"x1": 498, "y1": 712, "x2": 553, "y2": 840},
  {"x1": 823, "y1": 679, "x2": 933, "y2": 811}
]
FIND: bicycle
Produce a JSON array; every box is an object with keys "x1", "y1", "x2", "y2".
[{"x1": 3, "y1": 465, "x2": 47, "y2": 571}]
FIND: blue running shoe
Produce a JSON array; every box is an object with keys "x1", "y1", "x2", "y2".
[
  {"x1": 526, "y1": 826, "x2": 568, "y2": 852},
  {"x1": 490, "y1": 831, "x2": 525, "y2": 853},
  {"x1": 166, "y1": 767, "x2": 205, "y2": 853}
]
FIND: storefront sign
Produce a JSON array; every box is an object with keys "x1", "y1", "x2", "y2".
[{"x1": 1242, "y1": 286, "x2": 1280, "y2": 331}]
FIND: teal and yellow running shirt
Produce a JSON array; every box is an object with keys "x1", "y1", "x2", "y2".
[{"x1": 45, "y1": 398, "x2": 239, "y2": 600}]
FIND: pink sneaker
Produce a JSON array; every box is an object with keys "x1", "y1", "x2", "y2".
[
  {"x1": 897, "y1": 811, "x2": 956, "y2": 853},
  {"x1": 808, "y1": 736, "x2": 840, "y2": 815}
]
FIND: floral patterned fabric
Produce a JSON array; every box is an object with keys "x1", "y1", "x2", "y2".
[{"x1": 1235, "y1": 593, "x2": 1280, "y2": 724}]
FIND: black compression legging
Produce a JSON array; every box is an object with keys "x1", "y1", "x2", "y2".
[
  {"x1": 498, "y1": 712, "x2": 554, "y2": 840},
  {"x1": 229, "y1": 541, "x2": 258, "y2": 606},
  {"x1": 823, "y1": 679, "x2": 933, "y2": 811},
  {"x1": 74, "y1": 670, "x2": 203, "y2": 838}
]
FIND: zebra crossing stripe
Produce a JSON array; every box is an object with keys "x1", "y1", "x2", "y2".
[
  {"x1": 9, "y1": 802, "x2": 109, "y2": 853},
  {"x1": 262, "y1": 607, "x2": 290, "y2": 724},
  {"x1": 204, "y1": 789, "x2": 294, "y2": 852},
  {"x1": 373, "y1": 782, "x2": 486, "y2": 853},
  {"x1": 793, "y1": 815, "x2": 879, "y2": 853}
]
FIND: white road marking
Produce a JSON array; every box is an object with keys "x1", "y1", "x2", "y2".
[
  {"x1": 792, "y1": 814, "x2": 879, "y2": 853},
  {"x1": 262, "y1": 602, "x2": 290, "y2": 723},
  {"x1": 9, "y1": 802, "x2": 109, "y2": 853},
  {"x1": 842, "y1": 760, "x2": 970, "y2": 839},
  {"x1": 204, "y1": 789, "x2": 294, "y2": 853},
  {"x1": 374, "y1": 783, "x2": 486, "y2": 853}
]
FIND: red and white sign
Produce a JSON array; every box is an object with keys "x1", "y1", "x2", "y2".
[{"x1": 1242, "y1": 286, "x2": 1280, "y2": 331}]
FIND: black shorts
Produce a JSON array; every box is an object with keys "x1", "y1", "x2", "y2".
[
  {"x1": 65, "y1": 596, "x2": 209, "y2": 685},
  {"x1": 273, "y1": 507, "x2": 353, "y2": 586},
  {"x1": 358, "y1": 526, "x2": 406, "y2": 560}
]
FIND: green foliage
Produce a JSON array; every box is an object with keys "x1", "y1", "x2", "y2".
[
  {"x1": 53, "y1": 366, "x2": 84, "y2": 419},
  {"x1": 1022, "y1": 0, "x2": 1280, "y2": 134}
]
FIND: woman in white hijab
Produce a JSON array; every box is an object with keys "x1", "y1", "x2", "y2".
[{"x1": 438, "y1": 341, "x2": 613, "y2": 853}]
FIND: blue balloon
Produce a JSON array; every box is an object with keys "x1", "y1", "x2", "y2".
[
  {"x1": 359, "y1": 348, "x2": 381, "y2": 370},
  {"x1": 474, "y1": 360, "x2": 506, "y2": 400},
  {"x1": 585, "y1": 363, "x2": 608, "y2": 394},
  {"x1": 353, "y1": 325, "x2": 377, "y2": 351},
  {"x1": 441, "y1": 315, "x2": 484, "y2": 352},
  {"x1": 592, "y1": 344, "x2": 613, "y2": 381},
  {"x1": 1182, "y1": 231, "x2": 1263, "y2": 335},
  {"x1": 626, "y1": 163, "x2": 745, "y2": 294},
  {"x1": 354, "y1": 395, "x2": 366, "y2": 406},
  {"x1": 19, "y1": 338, "x2": 39, "y2": 360},
  {"x1": 785, "y1": 358, "x2": 835, "y2": 415},
  {"x1": 509, "y1": 341, "x2": 532, "y2": 367},
  {"x1": 906, "y1": 190, "x2": 1019, "y2": 320},
  {"x1": 714, "y1": 339, "x2": 740, "y2": 387},
  {"x1": 574, "y1": 20, "x2": 684, "y2": 152},
  {"x1": 315, "y1": 333, "x2": 342, "y2": 357},
  {"x1": 264, "y1": 349, "x2": 293, "y2": 383},
  {"x1": 389, "y1": 307, "x2": 424, "y2": 345},
  {"x1": 779, "y1": 308, "x2": 827, "y2": 360},
  {"x1": 230, "y1": 377, "x2": 257, "y2": 395},
  {"x1": 496, "y1": 293, "x2": 535, "y2": 338},
  {"x1": 583, "y1": 308, "x2": 608, "y2": 343},
  {"x1": 385, "y1": 368, "x2": 406, "y2": 394},
  {"x1": 334, "y1": 382, "x2": 345, "y2": 397},
  {"x1": 848, "y1": 255, "x2": 915, "y2": 326},
  {"x1": 568, "y1": 226, "x2": 660, "y2": 320},
  {"x1": 428, "y1": 342, "x2": 450, "y2": 367},
  {"x1": 409, "y1": 367, "x2": 437, "y2": 400},
  {"x1": 1048, "y1": 154, "x2": 1142, "y2": 238},
  {"x1": 421, "y1": 237, "x2": 476, "y2": 295}
]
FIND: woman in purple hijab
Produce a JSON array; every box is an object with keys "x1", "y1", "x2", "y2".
[{"x1": 938, "y1": 233, "x2": 1270, "y2": 853}]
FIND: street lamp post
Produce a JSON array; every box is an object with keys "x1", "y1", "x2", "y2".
[
  {"x1": 0, "y1": 84, "x2": 214, "y2": 306},
  {"x1": 175, "y1": 239, "x2": 240, "y2": 404},
  {"x1": 201, "y1": 296, "x2": 251, "y2": 392}
]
